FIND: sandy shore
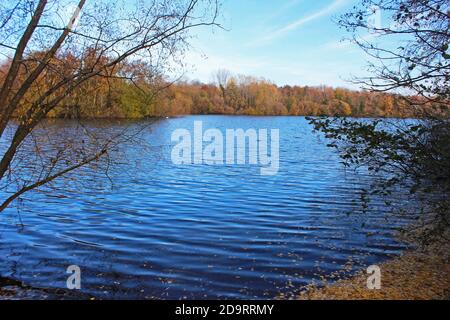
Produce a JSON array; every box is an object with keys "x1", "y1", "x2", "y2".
[{"x1": 298, "y1": 247, "x2": 450, "y2": 300}]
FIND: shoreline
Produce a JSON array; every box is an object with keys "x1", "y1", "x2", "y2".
[
  {"x1": 298, "y1": 245, "x2": 449, "y2": 300},
  {"x1": 2, "y1": 246, "x2": 448, "y2": 300}
]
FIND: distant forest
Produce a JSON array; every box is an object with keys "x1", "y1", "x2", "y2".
[{"x1": 2, "y1": 55, "x2": 447, "y2": 119}]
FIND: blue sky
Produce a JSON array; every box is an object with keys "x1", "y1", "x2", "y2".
[{"x1": 186, "y1": 0, "x2": 372, "y2": 89}]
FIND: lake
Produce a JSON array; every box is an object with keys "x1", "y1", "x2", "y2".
[{"x1": 0, "y1": 116, "x2": 412, "y2": 299}]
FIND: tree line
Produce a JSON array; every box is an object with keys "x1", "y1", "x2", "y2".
[{"x1": 2, "y1": 55, "x2": 446, "y2": 119}]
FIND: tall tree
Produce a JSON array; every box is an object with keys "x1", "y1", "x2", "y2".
[
  {"x1": 341, "y1": 0, "x2": 449, "y2": 108},
  {"x1": 0, "y1": 0, "x2": 220, "y2": 211},
  {"x1": 310, "y1": 0, "x2": 450, "y2": 244},
  {"x1": 213, "y1": 68, "x2": 231, "y2": 108}
]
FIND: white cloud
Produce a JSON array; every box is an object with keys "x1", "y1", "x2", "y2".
[
  {"x1": 321, "y1": 32, "x2": 379, "y2": 51},
  {"x1": 261, "y1": 0, "x2": 303, "y2": 24},
  {"x1": 250, "y1": 0, "x2": 349, "y2": 46}
]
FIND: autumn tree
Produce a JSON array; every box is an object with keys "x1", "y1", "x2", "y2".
[
  {"x1": 213, "y1": 68, "x2": 231, "y2": 109},
  {"x1": 0, "y1": 0, "x2": 220, "y2": 211}
]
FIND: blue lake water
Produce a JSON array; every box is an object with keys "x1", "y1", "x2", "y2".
[{"x1": 0, "y1": 116, "x2": 411, "y2": 299}]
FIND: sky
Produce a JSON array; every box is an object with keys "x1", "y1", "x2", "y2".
[
  {"x1": 185, "y1": 0, "x2": 374, "y2": 89},
  {"x1": 0, "y1": 0, "x2": 381, "y2": 90}
]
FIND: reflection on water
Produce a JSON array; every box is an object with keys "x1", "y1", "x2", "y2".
[{"x1": 0, "y1": 116, "x2": 412, "y2": 299}]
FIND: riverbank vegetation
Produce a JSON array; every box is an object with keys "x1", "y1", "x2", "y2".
[{"x1": 1, "y1": 56, "x2": 447, "y2": 119}]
